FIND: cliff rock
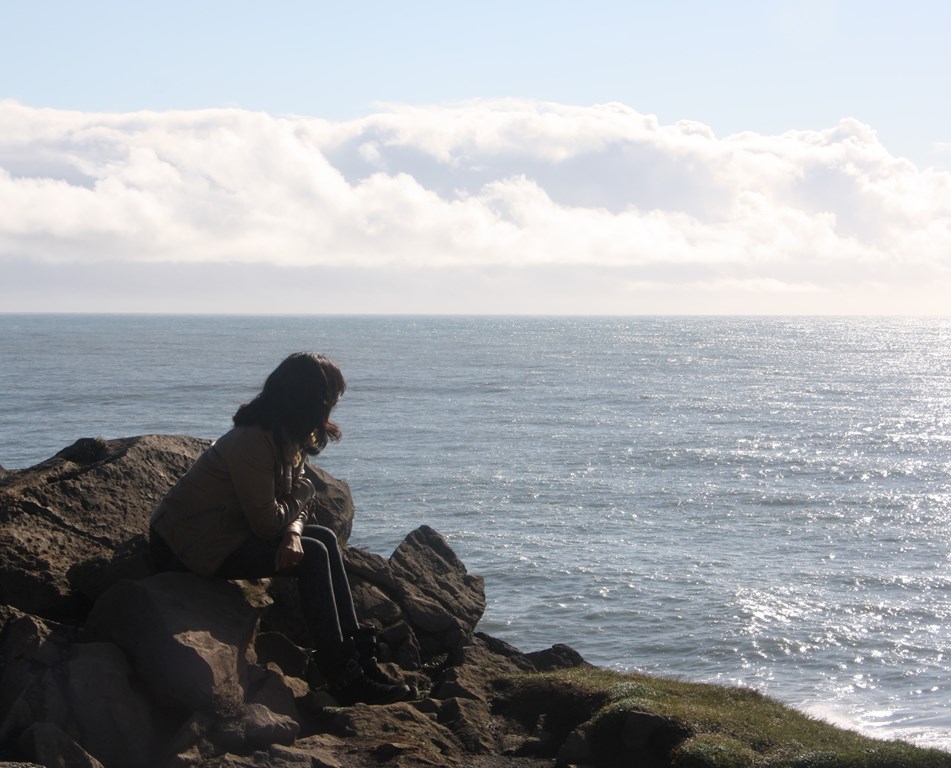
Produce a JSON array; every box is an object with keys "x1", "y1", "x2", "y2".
[{"x1": 0, "y1": 436, "x2": 586, "y2": 768}]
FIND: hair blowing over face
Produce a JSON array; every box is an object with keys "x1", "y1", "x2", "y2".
[{"x1": 233, "y1": 353, "x2": 346, "y2": 458}]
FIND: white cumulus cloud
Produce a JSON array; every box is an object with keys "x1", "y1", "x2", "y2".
[{"x1": 1, "y1": 98, "x2": 949, "y2": 293}]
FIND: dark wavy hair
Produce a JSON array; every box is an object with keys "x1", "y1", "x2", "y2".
[{"x1": 233, "y1": 353, "x2": 346, "y2": 458}]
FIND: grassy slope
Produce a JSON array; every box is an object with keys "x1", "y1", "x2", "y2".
[{"x1": 500, "y1": 667, "x2": 951, "y2": 768}]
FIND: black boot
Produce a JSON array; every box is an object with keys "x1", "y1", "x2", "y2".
[
  {"x1": 330, "y1": 657, "x2": 414, "y2": 706},
  {"x1": 353, "y1": 627, "x2": 407, "y2": 688},
  {"x1": 353, "y1": 626, "x2": 381, "y2": 659}
]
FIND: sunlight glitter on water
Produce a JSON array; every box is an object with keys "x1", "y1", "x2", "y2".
[{"x1": 3, "y1": 314, "x2": 951, "y2": 750}]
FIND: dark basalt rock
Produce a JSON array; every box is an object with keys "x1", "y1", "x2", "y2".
[{"x1": 0, "y1": 436, "x2": 589, "y2": 768}]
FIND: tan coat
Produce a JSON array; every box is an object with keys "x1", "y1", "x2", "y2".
[{"x1": 150, "y1": 425, "x2": 308, "y2": 575}]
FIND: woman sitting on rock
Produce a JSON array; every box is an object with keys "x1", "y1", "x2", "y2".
[{"x1": 149, "y1": 352, "x2": 412, "y2": 705}]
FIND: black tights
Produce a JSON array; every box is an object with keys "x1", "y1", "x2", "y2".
[
  {"x1": 150, "y1": 525, "x2": 359, "y2": 666},
  {"x1": 214, "y1": 525, "x2": 360, "y2": 658}
]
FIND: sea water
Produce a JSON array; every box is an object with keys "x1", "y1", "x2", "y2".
[{"x1": 1, "y1": 314, "x2": 949, "y2": 750}]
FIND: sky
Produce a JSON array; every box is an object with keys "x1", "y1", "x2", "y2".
[{"x1": 1, "y1": 0, "x2": 950, "y2": 315}]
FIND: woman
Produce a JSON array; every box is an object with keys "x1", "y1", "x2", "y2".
[{"x1": 149, "y1": 352, "x2": 412, "y2": 705}]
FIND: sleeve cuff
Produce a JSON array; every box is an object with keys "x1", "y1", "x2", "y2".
[{"x1": 287, "y1": 511, "x2": 307, "y2": 536}]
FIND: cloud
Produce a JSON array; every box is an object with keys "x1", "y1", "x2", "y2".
[
  {"x1": 1, "y1": 99, "x2": 950, "y2": 294},
  {"x1": 625, "y1": 278, "x2": 824, "y2": 294}
]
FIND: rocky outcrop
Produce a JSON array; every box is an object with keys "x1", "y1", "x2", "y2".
[
  {"x1": 0, "y1": 436, "x2": 588, "y2": 768},
  {"x1": 83, "y1": 572, "x2": 261, "y2": 714},
  {"x1": 0, "y1": 435, "x2": 205, "y2": 622}
]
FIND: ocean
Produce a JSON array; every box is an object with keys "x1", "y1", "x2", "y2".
[{"x1": 1, "y1": 314, "x2": 949, "y2": 750}]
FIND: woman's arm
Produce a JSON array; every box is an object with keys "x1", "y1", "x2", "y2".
[
  {"x1": 227, "y1": 428, "x2": 314, "y2": 540},
  {"x1": 275, "y1": 475, "x2": 314, "y2": 570}
]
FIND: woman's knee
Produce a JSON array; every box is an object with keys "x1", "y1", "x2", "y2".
[
  {"x1": 300, "y1": 535, "x2": 330, "y2": 560},
  {"x1": 302, "y1": 524, "x2": 339, "y2": 549}
]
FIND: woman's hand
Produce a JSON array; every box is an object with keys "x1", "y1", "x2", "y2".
[
  {"x1": 275, "y1": 529, "x2": 304, "y2": 571},
  {"x1": 291, "y1": 477, "x2": 316, "y2": 507}
]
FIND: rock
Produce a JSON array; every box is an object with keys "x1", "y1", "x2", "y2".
[
  {"x1": 83, "y1": 572, "x2": 260, "y2": 714},
  {"x1": 186, "y1": 735, "x2": 348, "y2": 768},
  {"x1": 525, "y1": 643, "x2": 591, "y2": 672},
  {"x1": 390, "y1": 526, "x2": 486, "y2": 631},
  {"x1": 269, "y1": 739, "x2": 345, "y2": 768},
  {"x1": 301, "y1": 464, "x2": 354, "y2": 544},
  {"x1": 163, "y1": 701, "x2": 300, "y2": 762},
  {"x1": 430, "y1": 634, "x2": 538, "y2": 710},
  {"x1": 68, "y1": 533, "x2": 154, "y2": 607},
  {"x1": 473, "y1": 632, "x2": 537, "y2": 672},
  {"x1": 0, "y1": 435, "x2": 207, "y2": 622},
  {"x1": 291, "y1": 734, "x2": 350, "y2": 764},
  {"x1": 587, "y1": 708, "x2": 691, "y2": 767},
  {"x1": 343, "y1": 547, "x2": 421, "y2": 666},
  {"x1": 16, "y1": 722, "x2": 105, "y2": 768},
  {"x1": 380, "y1": 620, "x2": 422, "y2": 670},
  {"x1": 340, "y1": 527, "x2": 488, "y2": 668},
  {"x1": 556, "y1": 720, "x2": 595, "y2": 767},
  {"x1": 257, "y1": 578, "x2": 310, "y2": 648},
  {"x1": 388, "y1": 526, "x2": 486, "y2": 663},
  {"x1": 621, "y1": 710, "x2": 691, "y2": 755},
  {"x1": 430, "y1": 696, "x2": 495, "y2": 754},
  {"x1": 164, "y1": 710, "x2": 218, "y2": 763},
  {"x1": 0, "y1": 604, "x2": 73, "y2": 672},
  {"x1": 493, "y1": 671, "x2": 611, "y2": 761},
  {"x1": 350, "y1": 580, "x2": 403, "y2": 627},
  {"x1": 342, "y1": 547, "x2": 396, "y2": 591},
  {"x1": 207, "y1": 702, "x2": 299, "y2": 755},
  {"x1": 0, "y1": 435, "x2": 608, "y2": 768},
  {"x1": 0, "y1": 608, "x2": 74, "y2": 744},
  {"x1": 246, "y1": 664, "x2": 300, "y2": 723},
  {"x1": 327, "y1": 701, "x2": 465, "y2": 761},
  {"x1": 253, "y1": 632, "x2": 309, "y2": 679},
  {"x1": 63, "y1": 642, "x2": 156, "y2": 768}
]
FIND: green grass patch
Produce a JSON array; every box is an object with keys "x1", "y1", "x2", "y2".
[{"x1": 499, "y1": 667, "x2": 951, "y2": 767}]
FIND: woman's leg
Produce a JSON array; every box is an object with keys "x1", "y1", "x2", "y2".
[
  {"x1": 293, "y1": 534, "x2": 349, "y2": 655},
  {"x1": 215, "y1": 531, "x2": 347, "y2": 655},
  {"x1": 213, "y1": 535, "x2": 281, "y2": 578},
  {"x1": 148, "y1": 527, "x2": 187, "y2": 573},
  {"x1": 215, "y1": 529, "x2": 411, "y2": 704},
  {"x1": 300, "y1": 525, "x2": 359, "y2": 640}
]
